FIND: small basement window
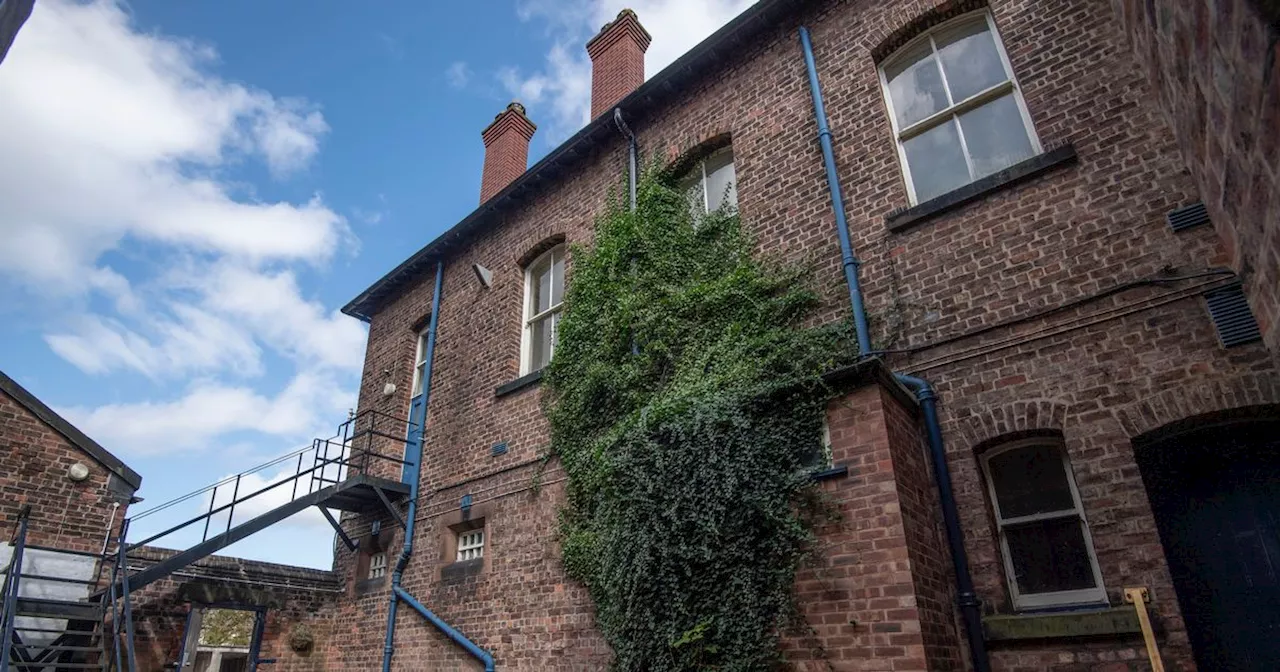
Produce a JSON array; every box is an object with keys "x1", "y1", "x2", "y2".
[
  {"x1": 368, "y1": 551, "x2": 388, "y2": 579},
  {"x1": 457, "y1": 529, "x2": 485, "y2": 562}
]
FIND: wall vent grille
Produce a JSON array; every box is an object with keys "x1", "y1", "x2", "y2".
[
  {"x1": 1205, "y1": 285, "x2": 1262, "y2": 348},
  {"x1": 1167, "y1": 201, "x2": 1210, "y2": 232}
]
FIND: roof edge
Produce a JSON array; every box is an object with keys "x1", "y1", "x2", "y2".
[
  {"x1": 341, "y1": 0, "x2": 804, "y2": 322},
  {"x1": 0, "y1": 370, "x2": 143, "y2": 491}
]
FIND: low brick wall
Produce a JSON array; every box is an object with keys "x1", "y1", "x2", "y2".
[{"x1": 126, "y1": 547, "x2": 341, "y2": 672}]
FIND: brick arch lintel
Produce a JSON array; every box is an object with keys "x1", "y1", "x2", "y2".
[
  {"x1": 1111, "y1": 373, "x2": 1280, "y2": 439},
  {"x1": 662, "y1": 130, "x2": 733, "y2": 178},
  {"x1": 866, "y1": 0, "x2": 988, "y2": 62},
  {"x1": 945, "y1": 398, "x2": 1071, "y2": 450}
]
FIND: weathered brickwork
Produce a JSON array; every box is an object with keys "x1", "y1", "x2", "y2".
[
  {"x1": 334, "y1": 0, "x2": 1280, "y2": 669},
  {"x1": 127, "y1": 546, "x2": 340, "y2": 672},
  {"x1": 1114, "y1": 0, "x2": 1280, "y2": 359},
  {"x1": 786, "y1": 378, "x2": 964, "y2": 672},
  {"x1": 0, "y1": 383, "x2": 129, "y2": 554}
]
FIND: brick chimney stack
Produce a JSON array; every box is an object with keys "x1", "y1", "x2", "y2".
[
  {"x1": 480, "y1": 102, "x2": 537, "y2": 204},
  {"x1": 586, "y1": 9, "x2": 652, "y2": 121}
]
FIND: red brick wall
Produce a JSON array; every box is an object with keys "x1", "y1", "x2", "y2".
[
  {"x1": 1113, "y1": 0, "x2": 1280, "y2": 360},
  {"x1": 786, "y1": 381, "x2": 964, "y2": 672},
  {"x1": 338, "y1": 0, "x2": 1280, "y2": 669},
  {"x1": 0, "y1": 387, "x2": 125, "y2": 554}
]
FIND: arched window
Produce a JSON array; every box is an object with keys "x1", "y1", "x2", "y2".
[
  {"x1": 678, "y1": 146, "x2": 737, "y2": 214},
  {"x1": 521, "y1": 244, "x2": 565, "y2": 374},
  {"x1": 981, "y1": 438, "x2": 1106, "y2": 609},
  {"x1": 878, "y1": 11, "x2": 1040, "y2": 204}
]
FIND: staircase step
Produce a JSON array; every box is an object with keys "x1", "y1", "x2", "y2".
[
  {"x1": 14, "y1": 597, "x2": 103, "y2": 620},
  {"x1": 11, "y1": 644, "x2": 101, "y2": 652}
]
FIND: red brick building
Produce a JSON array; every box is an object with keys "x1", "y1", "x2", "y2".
[
  {"x1": 10, "y1": 0, "x2": 1275, "y2": 670},
  {"x1": 323, "y1": 0, "x2": 1280, "y2": 670},
  {"x1": 0, "y1": 369, "x2": 141, "y2": 665}
]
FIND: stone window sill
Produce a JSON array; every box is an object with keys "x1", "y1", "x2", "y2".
[
  {"x1": 353, "y1": 576, "x2": 387, "y2": 596},
  {"x1": 494, "y1": 369, "x2": 543, "y2": 398},
  {"x1": 886, "y1": 143, "x2": 1078, "y2": 233},
  {"x1": 439, "y1": 558, "x2": 484, "y2": 585},
  {"x1": 810, "y1": 465, "x2": 849, "y2": 482},
  {"x1": 983, "y1": 606, "x2": 1142, "y2": 642}
]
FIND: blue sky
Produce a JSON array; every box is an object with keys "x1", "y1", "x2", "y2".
[{"x1": 0, "y1": 0, "x2": 753, "y2": 568}]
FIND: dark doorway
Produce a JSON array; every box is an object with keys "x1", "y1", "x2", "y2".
[{"x1": 1137, "y1": 415, "x2": 1280, "y2": 671}]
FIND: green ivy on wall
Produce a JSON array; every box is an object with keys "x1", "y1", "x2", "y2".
[{"x1": 544, "y1": 165, "x2": 856, "y2": 671}]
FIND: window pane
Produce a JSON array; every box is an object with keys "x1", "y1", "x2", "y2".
[
  {"x1": 903, "y1": 119, "x2": 970, "y2": 201},
  {"x1": 988, "y1": 444, "x2": 1076, "y2": 518},
  {"x1": 412, "y1": 362, "x2": 425, "y2": 396},
  {"x1": 415, "y1": 334, "x2": 427, "y2": 366},
  {"x1": 534, "y1": 262, "x2": 552, "y2": 314},
  {"x1": 935, "y1": 18, "x2": 1007, "y2": 103},
  {"x1": 885, "y1": 40, "x2": 949, "y2": 128},
  {"x1": 958, "y1": 94, "x2": 1035, "y2": 178},
  {"x1": 1005, "y1": 517, "x2": 1098, "y2": 595},
  {"x1": 682, "y1": 173, "x2": 706, "y2": 215},
  {"x1": 551, "y1": 250, "x2": 565, "y2": 306},
  {"x1": 704, "y1": 151, "x2": 737, "y2": 210},
  {"x1": 530, "y1": 316, "x2": 553, "y2": 371}
]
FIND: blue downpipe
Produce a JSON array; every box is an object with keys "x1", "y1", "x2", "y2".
[
  {"x1": 382, "y1": 262, "x2": 440, "y2": 672},
  {"x1": 799, "y1": 26, "x2": 991, "y2": 672},
  {"x1": 393, "y1": 586, "x2": 495, "y2": 672},
  {"x1": 798, "y1": 26, "x2": 872, "y2": 355},
  {"x1": 892, "y1": 374, "x2": 991, "y2": 672},
  {"x1": 381, "y1": 263, "x2": 493, "y2": 672}
]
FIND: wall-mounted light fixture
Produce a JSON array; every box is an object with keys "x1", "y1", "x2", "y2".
[{"x1": 382, "y1": 367, "x2": 397, "y2": 397}]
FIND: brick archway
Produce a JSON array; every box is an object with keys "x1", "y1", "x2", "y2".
[
  {"x1": 1112, "y1": 373, "x2": 1280, "y2": 439},
  {"x1": 946, "y1": 398, "x2": 1071, "y2": 450}
]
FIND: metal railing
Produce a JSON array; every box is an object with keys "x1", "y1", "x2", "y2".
[
  {"x1": 0, "y1": 505, "x2": 32, "y2": 672},
  {"x1": 124, "y1": 409, "x2": 417, "y2": 552}
]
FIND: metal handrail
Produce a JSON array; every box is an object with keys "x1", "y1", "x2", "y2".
[
  {"x1": 130, "y1": 409, "x2": 417, "y2": 521},
  {"x1": 1, "y1": 505, "x2": 32, "y2": 672},
  {"x1": 124, "y1": 409, "x2": 417, "y2": 552}
]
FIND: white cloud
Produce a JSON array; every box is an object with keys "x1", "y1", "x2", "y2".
[
  {"x1": 446, "y1": 60, "x2": 471, "y2": 89},
  {"x1": 3, "y1": 1, "x2": 368, "y2": 461},
  {"x1": 503, "y1": 0, "x2": 757, "y2": 142},
  {"x1": 0, "y1": 0, "x2": 347, "y2": 294},
  {"x1": 59, "y1": 370, "x2": 353, "y2": 456},
  {"x1": 44, "y1": 305, "x2": 263, "y2": 379}
]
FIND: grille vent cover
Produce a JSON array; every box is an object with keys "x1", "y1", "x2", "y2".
[
  {"x1": 1205, "y1": 285, "x2": 1262, "y2": 348},
  {"x1": 1167, "y1": 201, "x2": 1211, "y2": 232}
]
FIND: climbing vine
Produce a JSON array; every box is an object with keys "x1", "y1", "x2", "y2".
[{"x1": 544, "y1": 165, "x2": 856, "y2": 671}]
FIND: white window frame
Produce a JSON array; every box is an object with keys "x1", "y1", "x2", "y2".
[
  {"x1": 409, "y1": 327, "x2": 429, "y2": 398},
  {"x1": 457, "y1": 529, "x2": 485, "y2": 562},
  {"x1": 368, "y1": 551, "x2": 388, "y2": 579},
  {"x1": 877, "y1": 10, "x2": 1041, "y2": 205},
  {"x1": 520, "y1": 245, "x2": 565, "y2": 375},
  {"x1": 678, "y1": 146, "x2": 737, "y2": 214},
  {"x1": 980, "y1": 438, "x2": 1107, "y2": 610}
]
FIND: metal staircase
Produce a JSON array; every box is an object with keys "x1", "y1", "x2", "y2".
[
  {"x1": 0, "y1": 506, "x2": 111, "y2": 671},
  {"x1": 2, "y1": 410, "x2": 417, "y2": 672}
]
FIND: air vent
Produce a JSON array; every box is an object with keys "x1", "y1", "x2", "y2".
[
  {"x1": 491, "y1": 441, "x2": 509, "y2": 456},
  {"x1": 1167, "y1": 201, "x2": 1210, "y2": 232},
  {"x1": 1204, "y1": 285, "x2": 1261, "y2": 348}
]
